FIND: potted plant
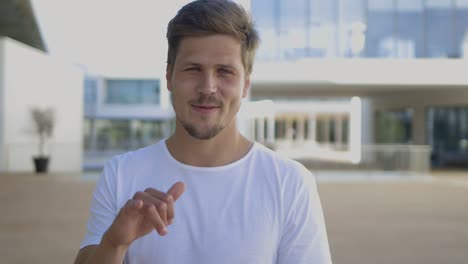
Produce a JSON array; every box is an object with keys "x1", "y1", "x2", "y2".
[{"x1": 31, "y1": 107, "x2": 55, "y2": 173}]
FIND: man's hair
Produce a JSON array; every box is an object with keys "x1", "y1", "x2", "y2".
[{"x1": 166, "y1": 0, "x2": 260, "y2": 74}]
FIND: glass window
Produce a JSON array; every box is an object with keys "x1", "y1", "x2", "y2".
[
  {"x1": 339, "y1": 0, "x2": 366, "y2": 57},
  {"x1": 279, "y1": 0, "x2": 308, "y2": 60},
  {"x1": 375, "y1": 109, "x2": 413, "y2": 144},
  {"x1": 251, "y1": 0, "x2": 279, "y2": 60},
  {"x1": 366, "y1": 0, "x2": 396, "y2": 57},
  {"x1": 396, "y1": 0, "x2": 424, "y2": 57},
  {"x1": 427, "y1": 106, "x2": 468, "y2": 168},
  {"x1": 84, "y1": 78, "x2": 98, "y2": 105},
  {"x1": 84, "y1": 118, "x2": 174, "y2": 152},
  {"x1": 426, "y1": 0, "x2": 455, "y2": 57},
  {"x1": 96, "y1": 120, "x2": 132, "y2": 151},
  {"x1": 456, "y1": 0, "x2": 468, "y2": 58},
  {"x1": 308, "y1": 0, "x2": 338, "y2": 57},
  {"x1": 105, "y1": 79, "x2": 160, "y2": 105}
]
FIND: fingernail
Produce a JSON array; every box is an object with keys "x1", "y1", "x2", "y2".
[{"x1": 161, "y1": 227, "x2": 168, "y2": 235}]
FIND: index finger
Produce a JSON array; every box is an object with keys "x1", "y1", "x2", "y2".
[{"x1": 167, "y1": 182, "x2": 186, "y2": 201}]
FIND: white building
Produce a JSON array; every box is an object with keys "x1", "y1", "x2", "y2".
[{"x1": 0, "y1": 37, "x2": 84, "y2": 173}]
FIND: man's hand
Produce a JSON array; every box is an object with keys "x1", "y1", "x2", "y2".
[{"x1": 103, "y1": 182, "x2": 186, "y2": 250}]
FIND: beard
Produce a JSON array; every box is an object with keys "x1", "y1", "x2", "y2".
[
  {"x1": 172, "y1": 93, "x2": 226, "y2": 140},
  {"x1": 180, "y1": 119, "x2": 225, "y2": 140}
]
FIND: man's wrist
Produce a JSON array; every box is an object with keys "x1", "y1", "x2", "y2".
[{"x1": 100, "y1": 231, "x2": 129, "y2": 256}]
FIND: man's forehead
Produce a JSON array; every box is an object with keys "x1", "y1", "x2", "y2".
[{"x1": 175, "y1": 35, "x2": 243, "y2": 67}]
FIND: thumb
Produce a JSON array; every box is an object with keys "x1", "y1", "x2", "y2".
[{"x1": 167, "y1": 181, "x2": 186, "y2": 201}]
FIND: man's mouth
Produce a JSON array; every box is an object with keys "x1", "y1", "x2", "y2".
[{"x1": 191, "y1": 104, "x2": 219, "y2": 113}]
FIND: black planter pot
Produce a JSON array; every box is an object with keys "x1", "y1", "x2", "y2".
[{"x1": 33, "y1": 156, "x2": 50, "y2": 173}]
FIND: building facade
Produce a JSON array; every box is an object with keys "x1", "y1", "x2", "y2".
[
  {"x1": 82, "y1": 0, "x2": 468, "y2": 171},
  {"x1": 248, "y1": 0, "x2": 468, "y2": 170}
]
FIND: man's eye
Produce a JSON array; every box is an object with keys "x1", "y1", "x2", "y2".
[
  {"x1": 219, "y1": 69, "x2": 233, "y2": 75},
  {"x1": 185, "y1": 67, "x2": 199, "y2": 71}
]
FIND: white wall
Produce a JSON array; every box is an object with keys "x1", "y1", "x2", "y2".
[{"x1": 1, "y1": 37, "x2": 84, "y2": 173}]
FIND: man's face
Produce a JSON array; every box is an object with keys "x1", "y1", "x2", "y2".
[{"x1": 167, "y1": 35, "x2": 250, "y2": 140}]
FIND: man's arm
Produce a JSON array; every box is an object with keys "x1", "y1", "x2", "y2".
[
  {"x1": 277, "y1": 165, "x2": 332, "y2": 263},
  {"x1": 74, "y1": 182, "x2": 186, "y2": 264},
  {"x1": 75, "y1": 245, "x2": 97, "y2": 264},
  {"x1": 74, "y1": 237, "x2": 127, "y2": 264}
]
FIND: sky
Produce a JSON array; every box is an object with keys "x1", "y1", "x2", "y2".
[{"x1": 30, "y1": 0, "x2": 192, "y2": 76}]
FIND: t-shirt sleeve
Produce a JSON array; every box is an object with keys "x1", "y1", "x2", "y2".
[
  {"x1": 80, "y1": 159, "x2": 119, "y2": 249},
  {"x1": 277, "y1": 165, "x2": 332, "y2": 264}
]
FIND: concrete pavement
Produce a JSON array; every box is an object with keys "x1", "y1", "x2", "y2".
[{"x1": 1, "y1": 172, "x2": 467, "y2": 264}]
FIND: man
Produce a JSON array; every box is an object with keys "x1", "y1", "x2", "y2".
[{"x1": 75, "y1": 0, "x2": 332, "y2": 263}]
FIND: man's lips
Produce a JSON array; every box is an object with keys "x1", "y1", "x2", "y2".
[{"x1": 191, "y1": 104, "x2": 220, "y2": 113}]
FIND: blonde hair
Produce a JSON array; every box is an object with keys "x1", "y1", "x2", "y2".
[{"x1": 166, "y1": 0, "x2": 260, "y2": 74}]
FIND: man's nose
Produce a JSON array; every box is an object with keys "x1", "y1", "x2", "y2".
[{"x1": 197, "y1": 72, "x2": 217, "y2": 94}]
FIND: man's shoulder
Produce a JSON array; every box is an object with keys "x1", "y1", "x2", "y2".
[
  {"x1": 253, "y1": 143, "x2": 306, "y2": 168},
  {"x1": 252, "y1": 143, "x2": 312, "y2": 179},
  {"x1": 98, "y1": 140, "x2": 168, "y2": 189}
]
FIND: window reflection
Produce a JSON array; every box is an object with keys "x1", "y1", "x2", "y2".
[
  {"x1": 250, "y1": 0, "x2": 468, "y2": 60},
  {"x1": 375, "y1": 109, "x2": 413, "y2": 144},
  {"x1": 396, "y1": 0, "x2": 423, "y2": 57},
  {"x1": 106, "y1": 79, "x2": 160, "y2": 105},
  {"x1": 339, "y1": 0, "x2": 366, "y2": 57},
  {"x1": 456, "y1": 0, "x2": 468, "y2": 58},
  {"x1": 428, "y1": 106, "x2": 468, "y2": 168},
  {"x1": 309, "y1": 0, "x2": 338, "y2": 57},
  {"x1": 83, "y1": 119, "x2": 174, "y2": 153},
  {"x1": 426, "y1": 0, "x2": 454, "y2": 57}
]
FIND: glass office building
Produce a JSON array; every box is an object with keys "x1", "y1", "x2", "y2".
[
  {"x1": 250, "y1": 0, "x2": 468, "y2": 168},
  {"x1": 251, "y1": 0, "x2": 468, "y2": 60}
]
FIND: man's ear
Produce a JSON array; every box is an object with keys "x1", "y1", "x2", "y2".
[
  {"x1": 242, "y1": 76, "x2": 251, "y2": 98},
  {"x1": 166, "y1": 64, "x2": 173, "y2": 91}
]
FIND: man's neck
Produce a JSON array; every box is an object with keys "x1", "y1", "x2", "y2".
[{"x1": 165, "y1": 123, "x2": 253, "y2": 167}]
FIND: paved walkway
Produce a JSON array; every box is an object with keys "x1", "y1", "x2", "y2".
[{"x1": 1, "y1": 172, "x2": 467, "y2": 264}]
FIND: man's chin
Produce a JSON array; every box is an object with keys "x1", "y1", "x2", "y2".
[{"x1": 184, "y1": 125, "x2": 224, "y2": 140}]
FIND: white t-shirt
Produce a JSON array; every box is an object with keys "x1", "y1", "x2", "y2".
[{"x1": 80, "y1": 140, "x2": 332, "y2": 264}]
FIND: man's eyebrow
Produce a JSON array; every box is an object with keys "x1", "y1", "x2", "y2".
[
  {"x1": 182, "y1": 62, "x2": 201, "y2": 67},
  {"x1": 216, "y1": 64, "x2": 238, "y2": 70}
]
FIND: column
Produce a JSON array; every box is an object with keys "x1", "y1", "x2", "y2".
[
  {"x1": 308, "y1": 114, "x2": 317, "y2": 143},
  {"x1": 296, "y1": 115, "x2": 305, "y2": 142}
]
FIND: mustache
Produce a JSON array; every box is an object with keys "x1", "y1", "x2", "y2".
[{"x1": 190, "y1": 94, "x2": 222, "y2": 106}]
